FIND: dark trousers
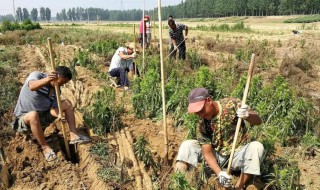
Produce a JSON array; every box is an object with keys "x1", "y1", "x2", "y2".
[
  {"x1": 109, "y1": 63, "x2": 139, "y2": 87},
  {"x1": 109, "y1": 67, "x2": 129, "y2": 87},
  {"x1": 169, "y1": 41, "x2": 186, "y2": 60}
]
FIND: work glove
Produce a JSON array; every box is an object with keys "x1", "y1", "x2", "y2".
[
  {"x1": 131, "y1": 52, "x2": 137, "y2": 58},
  {"x1": 173, "y1": 45, "x2": 178, "y2": 51},
  {"x1": 236, "y1": 104, "x2": 250, "y2": 119},
  {"x1": 218, "y1": 171, "x2": 232, "y2": 187}
]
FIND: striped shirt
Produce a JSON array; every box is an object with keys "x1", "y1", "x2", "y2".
[{"x1": 169, "y1": 23, "x2": 187, "y2": 45}]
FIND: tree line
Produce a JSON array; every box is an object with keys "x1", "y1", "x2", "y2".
[
  {"x1": 1, "y1": 0, "x2": 319, "y2": 23},
  {"x1": 160, "y1": 0, "x2": 320, "y2": 18},
  {"x1": 0, "y1": 7, "x2": 51, "y2": 22}
]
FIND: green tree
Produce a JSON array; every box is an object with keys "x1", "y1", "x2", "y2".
[
  {"x1": 16, "y1": 7, "x2": 23, "y2": 22},
  {"x1": 40, "y1": 7, "x2": 46, "y2": 21},
  {"x1": 45, "y1": 7, "x2": 51, "y2": 21},
  {"x1": 30, "y1": 8, "x2": 38, "y2": 21},
  {"x1": 22, "y1": 8, "x2": 29, "y2": 20},
  {"x1": 61, "y1": 9, "x2": 67, "y2": 21}
]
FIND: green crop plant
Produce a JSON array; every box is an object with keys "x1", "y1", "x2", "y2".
[
  {"x1": 187, "y1": 49, "x2": 202, "y2": 70},
  {"x1": 0, "y1": 48, "x2": 20, "y2": 118},
  {"x1": 88, "y1": 40, "x2": 118, "y2": 59},
  {"x1": 83, "y1": 86, "x2": 124, "y2": 135},
  {"x1": 168, "y1": 172, "x2": 195, "y2": 190},
  {"x1": 90, "y1": 141, "x2": 109, "y2": 160},
  {"x1": 133, "y1": 136, "x2": 160, "y2": 172}
]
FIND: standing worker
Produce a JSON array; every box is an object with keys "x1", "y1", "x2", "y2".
[
  {"x1": 168, "y1": 19, "x2": 188, "y2": 60},
  {"x1": 12, "y1": 66, "x2": 90, "y2": 162},
  {"x1": 168, "y1": 15, "x2": 175, "y2": 55},
  {"x1": 108, "y1": 42, "x2": 138, "y2": 91},
  {"x1": 139, "y1": 15, "x2": 150, "y2": 48},
  {"x1": 175, "y1": 88, "x2": 264, "y2": 189},
  {"x1": 146, "y1": 17, "x2": 152, "y2": 48}
]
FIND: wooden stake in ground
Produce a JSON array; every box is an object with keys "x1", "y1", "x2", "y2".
[
  {"x1": 133, "y1": 23, "x2": 137, "y2": 77},
  {"x1": 47, "y1": 38, "x2": 71, "y2": 160},
  {"x1": 227, "y1": 54, "x2": 256, "y2": 174},
  {"x1": 157, "y1": 0, "x2": 168, "y2": 164}
]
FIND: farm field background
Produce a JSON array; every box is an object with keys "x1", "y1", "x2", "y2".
[{"x1": 0, "y1": 15, "x2": 320, "y2": 189}]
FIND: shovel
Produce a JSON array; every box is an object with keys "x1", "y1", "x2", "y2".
[{"x1": 0, "y1": 141, "x2": 10, "y2": 188}]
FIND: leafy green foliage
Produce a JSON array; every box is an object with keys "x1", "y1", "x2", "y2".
[
  {"x1": 90, "y1": 142, "x2": 109, "y2": 160},
  {"x1": 133, "y1": 136, "x2": 159, "y2": 171},
  {"x1": 0, "y1": 19, "x2": 41, "y2": 32},
  {"x1": 194, "y1": 22, "x2": 251, "y2": 32},
  {"x1": 83, "y1": 87, "x2": 124, "y2": 135},
  {"x1": 284, "y1": 15, "x2": 320, "y2": 23},
  {"x1": 168, "y1": 172, "x2": 195, "y2": 190},
  {"x1": 0, "y1": 48, "x2": 20, "y2": 117},
  {"x1": 88, "y1": 40, "x2": 118, "y2": 59}
]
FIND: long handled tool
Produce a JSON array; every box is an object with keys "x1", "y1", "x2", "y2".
[
  {"x1": 47, "y1": 38, "x2": 71, "y2": 160},
  {"x1": 227, "y1": 54, "x2": 256, "y2": 174},
  {"x1": 164, "y1": 39, "x2": 186, "y2": 61},
  {"x1": 0, "y1": 141, "x2": 10, "y2": 188}
]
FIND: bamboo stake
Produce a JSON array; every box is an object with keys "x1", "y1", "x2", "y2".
[
  {"x1": 153, "y1": 9, "x2": 156, "y2": 49},
  {"x1": 142, "y1": 0, "x2": 145, "y2": 75},
  {"x1": 133, "y1": 23, "x2": 137, "y2": 77},
  {"x1": 157, "y1": 0, "x2": 168, "y2": 164},
  {"x1": 47, "y1": 38, "x2": 71, "y2": 160},
  {"x1": 227, "y1": 54, "x2": 256, "y2": 174}
]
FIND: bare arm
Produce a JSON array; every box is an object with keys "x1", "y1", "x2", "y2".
[
  {"x1": 119, "y1": 51, "x2": 134, "y2": 60},
  {"x1": 245, "y1": 110, "x2": 262, "y2": 125},
  {"x1": 202, "y1": 144, "x2": 222, "y2": 175},
  {"x1": 172, "y1": 39, "x2": 177, "y2": 47},
  {"x1": 28, "y1": 72, "x2": 57, "y2": 91}
]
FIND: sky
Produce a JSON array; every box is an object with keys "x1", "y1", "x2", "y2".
[{"x1": 0, "y1": 0, "x2": 181, "y2": 15}]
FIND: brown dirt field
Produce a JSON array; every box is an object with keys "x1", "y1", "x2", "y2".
[{"x1": 1, "y1": 16, "x2": 320, "y2": 189}]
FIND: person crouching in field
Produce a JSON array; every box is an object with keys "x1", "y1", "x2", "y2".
[
  {"x1": 168, "y1": 19, "x2": 188, "y2": 60},
  {"x1": 108, "y1": 42, "x2": 139, "y2": 91},
  {"x1": 12, "y1": 66, "x2": 90, "y2": 162},
  {"x1": 175, "y1": 88, "x2": 264, "y2": 189}
]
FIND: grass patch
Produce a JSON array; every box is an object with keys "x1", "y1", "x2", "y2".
[{"x1": 284, "y1": 15, "x2": 320, "y2": 23}]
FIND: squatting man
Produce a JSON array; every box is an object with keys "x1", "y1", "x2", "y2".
[
  {"x1": 175, "y1": 88, "x2": 264, "y2": 189},
  {"x1": 13, "y1": 66, "x2": 90, "y2": 162}
]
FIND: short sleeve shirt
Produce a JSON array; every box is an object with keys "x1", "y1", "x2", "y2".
[
  {"x1": 196, "y1": 98, "x2": 248, "y2": 156},
  {"x1": 14, "y1": 72, "x2": 58, "y2": 117},
  {"x1": 108, "y1": 47, "x2": 134, "y2": 72},
  {"x1": 169, "y1": 23, "x2": 187, "y2": 45}
]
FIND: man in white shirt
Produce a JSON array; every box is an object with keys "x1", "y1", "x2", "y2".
[{"x1": 108, "y1": 43, "x2": 138, "y2": 90}]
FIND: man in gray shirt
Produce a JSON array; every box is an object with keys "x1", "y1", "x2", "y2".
[{"x1": 13, "y1": 66, "x2": 90, "y2": 162}]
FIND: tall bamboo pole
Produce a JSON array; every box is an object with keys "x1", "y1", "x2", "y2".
[
  {"x1": 133, "y1": 23, "x2": 137, "y2": 76},
  {"x1": 157, "y1": 0, "x2": 168, "y2": 164},
  {"x1": 47, "y1": 38, "x2": 71, "y2": 160},
  {"x1": 227, "y1": 54, "x2": 256, "y2": 174},
  {"x1": 142, "y1": 0, "x2": 145, "y2": 74},
  {"x1": 153, "y1": 9, "x2": 156, "y2": 49}
]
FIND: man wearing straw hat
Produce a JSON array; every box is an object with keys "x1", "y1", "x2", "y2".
[
  {"x1": 12, "y1": 66, "x2": 90, "y2": 162},
  {"x1": 108, "y1": 42, "x2": 138, "y2": 91},
  {"x1": 175, "y1": 88, "x2": 264, "y2": 189},
  {"x1": 168, "y1": 19, "x2": 188, "y2": 60}
]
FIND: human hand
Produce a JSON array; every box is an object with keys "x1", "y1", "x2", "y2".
[
  {"x1": 184, "y1": 36, "x2": 188, "y2": 40},
  {"x1": 173, "y1": 45, "x2": 178, "y2": 51},
  {"x1": 47, "y1": 71, "x2": 58, "y2": 83},
  {"x1": 218, "y1": 171, "x2": 232, "y2": 187},
  {"x1": 236, "y1": 104, "x2": 250, "y2": 119},
  {"x1": 131, "y1": 52, "x2": 137, "y2": 58}
]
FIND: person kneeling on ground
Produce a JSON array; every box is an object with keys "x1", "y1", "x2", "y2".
[
  {"x1": 108, "y1": 42, "x2": 139, "y2": 91},
  {"x1": 175, "y1": 88, "x2": 264, "y2": 189},
  {"x1": 13, "y1": 66, "x2": 90, "y2": 162}
]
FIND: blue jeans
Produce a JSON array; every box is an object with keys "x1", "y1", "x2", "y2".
[{"x1": 109, "y1": 67, "x2": 129, "y2": 87}]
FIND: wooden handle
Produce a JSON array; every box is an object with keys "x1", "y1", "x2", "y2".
[
  {"x1": 227, "y1": 54, "x2": 256, "y2": 174},
  {"x1": 47, "y1": 38, "x2": 71, "y2": 160}
]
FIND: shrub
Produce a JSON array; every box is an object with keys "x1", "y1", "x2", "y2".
[
  {"x1": 83, "y1": 87, "x2": 124, "y2": 135},
  {"x1": 168, "y1": 172, "x2": 195, "y2": 190}
]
